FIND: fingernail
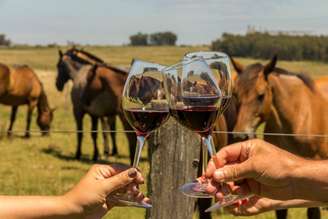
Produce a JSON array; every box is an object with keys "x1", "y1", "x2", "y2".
[
  {"x1": 128, "y1": 168, "x2": 137, "y2": 178},
  {"x1": 214, "y1": 170, "x2": 224, "y2": 181},
  {"x1": 205, "y1": 202, "x2": 221, "y2": 212}
]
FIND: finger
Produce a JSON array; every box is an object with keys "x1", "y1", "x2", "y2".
[
  {"x1": 102, "y1": 168, "x2": 141, "y2": 194},
  {"x1": 206, "y1": 142, "x2": 247, "y2": 177},
  {"x1": 213, "y1": 160, "x2": 254, "y2": 182}
]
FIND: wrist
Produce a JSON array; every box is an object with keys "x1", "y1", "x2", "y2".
[
  {"x1": 60, "y1": 194, "x2": 83, "y2": 218},
  {"x1": 290, "y1": 159, "x2": 328, "y2": 201}
]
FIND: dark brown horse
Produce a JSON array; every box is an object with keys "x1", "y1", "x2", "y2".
[
  {"x1": 56, "y1": 48, "x2": 136, "y2": 162},
  {"x1": 56, "y1": 47, "x2": 122, "y2": 157},
  {"x1": 231, "y1": 56, "x2": 328, "y2": 219},
  {"x1": 0, "y1": 63, "x2": 54, "y2": 137}
]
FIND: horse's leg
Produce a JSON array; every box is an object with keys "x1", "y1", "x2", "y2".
[
  {"x1": 120, "y1": 115, "x2": 136, "y2": 165},
  {"x1": 25, "y1": 103, "x2": 36, "y2": 138},
  {"x1": 276, "y1": 209, "x2": 288, "y2": 219},
  {"x1": 100, "y1": 117, "x2": 110, "y2": 158},
  {"x1": 108, "y1": 116, "x2": 118, "y2": 156},
  {"x1": 74, "y1": 110, "x2": 84, "y2": 160},
  {"x1": 307, "y1": 207, "x2": 321, "y2": 219},
  {"x1": 91, "y1": 115, "x2": 99, "y2": 161},
  {"x1": 7, "y1": 106, "x2": 18, "y2": 137},
  {"x1": 197, "y1": 199, "x2": 212, "y2": 219}
]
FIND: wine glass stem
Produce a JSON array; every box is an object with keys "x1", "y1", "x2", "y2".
[
  {"x1": 133, "y1": 135, "x2": 146, "y2": 168},
  {"x1": 202, "y1": 135, "x2": 217, "y2": 159},
  {"x1": 201, "y1": 137, "x2": 209, "y2": 175}
]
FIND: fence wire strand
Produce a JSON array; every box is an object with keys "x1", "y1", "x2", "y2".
[{"x1": 2, "y1": 129, "x2": 328, "y2": 138}]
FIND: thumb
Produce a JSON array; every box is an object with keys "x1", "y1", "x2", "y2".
[
  {"x1": 102, "y1": 168, "x2": 138, "y2": 194},
  {"x1": 213, "y1": 161, "x2": 253, "y2": 182}
]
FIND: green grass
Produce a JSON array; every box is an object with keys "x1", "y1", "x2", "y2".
[{"x1": 0, "y1": 46, "x2": 327, "y2": 218}]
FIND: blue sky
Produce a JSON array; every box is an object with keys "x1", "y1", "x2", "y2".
[{"x1": 0, "y1": 0, "x2": 328, "y2": 45}]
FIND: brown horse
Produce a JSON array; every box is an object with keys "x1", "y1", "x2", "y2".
[
  {"x1": 0, "y1": 63, "x2": 54, "y2": 137},
  {"x1": 56, "y1": 47, "x2": 122, "y2": 157},
  {"x1": 56, "y1": 48, "x2": 136, "y2": 162},
  {"x1": 231, "y1": 56, "x2": 328, "y2": 219}
]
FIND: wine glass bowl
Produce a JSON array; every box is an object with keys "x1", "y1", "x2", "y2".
[{"x1": 119, "y1": 59, "x2": 169, "y2": 208}]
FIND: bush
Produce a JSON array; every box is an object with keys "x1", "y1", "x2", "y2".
[
  {"x1": 129, "y1": 31, "x2": 177, "y2": 46},
  {"x1": 129, "y1": 32, "x2": 148, "y2": 46},
  {"x1": 149, "y1": 32, "x2": 177, "y2": 46},
  {"x1": 211, "y1": 32, "x2": 328, "y2": 61}
]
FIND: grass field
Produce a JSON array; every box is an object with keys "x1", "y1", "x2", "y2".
[{"x1": 0, "y1": 46, "x2": 327, "y2": 219}]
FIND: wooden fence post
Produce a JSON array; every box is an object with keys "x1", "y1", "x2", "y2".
[{"x1": 146, "y1": 118, "x2": 201, "y2": 219}]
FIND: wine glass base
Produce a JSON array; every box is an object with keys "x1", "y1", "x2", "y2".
[
  {"x1": 179, "y1": 181, "x2": 212, "y2": 198},
  {"x1": 116, "y1": 199, "x2": 152, "y2": 209}
]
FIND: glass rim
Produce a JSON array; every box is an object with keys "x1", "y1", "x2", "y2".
[
  {"x1": 161, "y1": 56, "x2": 206, "y2": 72},
  {"x1": 184, "y1": 51, "x2": 229, "y2": 60}
]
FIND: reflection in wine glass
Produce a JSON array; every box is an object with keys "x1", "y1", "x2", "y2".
[
  {"x1": 113, "y1": 59, "x2": 169, "y2": 208},
  {"x1": 164, "y1": 55, "x2": 247, "y2": 208}
]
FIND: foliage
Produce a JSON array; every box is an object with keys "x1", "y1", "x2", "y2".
[
  {"x1": 129, "y1": 31, "x2": 177, "y2": 46},
  {"x1": 129, "y1": 32, "x2": 149, "y2": 46},
  {"x1": 149, "y1": 32, "x2": 177, "y2": 46},
  {"x1": 211, "y1": 32, "x2": 328, "y2": 61}
]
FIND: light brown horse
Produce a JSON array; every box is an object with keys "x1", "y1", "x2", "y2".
[
  {"x1": 56, "y1": 48, "x2": 136, "y2": 162},
  {"x1": 231, "y1": 56, "x2": 328, "y2": 219},
  {"x1": 0, "y1": 63, "x2": 54, "y2": 137}
]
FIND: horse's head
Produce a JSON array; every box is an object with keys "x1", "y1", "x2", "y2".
[
  {"x1": 37, "y1": 108, "x2": 55, "y2": 136},
  {"x1": 56, "y1": 49, "x2": 72, "y2": 91},
  {"x1": 232, "y1": 55, "x2": 277, "y2": 139}
]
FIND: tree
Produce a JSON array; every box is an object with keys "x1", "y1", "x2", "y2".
[
  {"x1": 0, "y1": 34, "x2": 11, "y2": 46},
  {"x1": 149, "y1": 32, "x2": 177, "y2": 46},
  {"x1": 129, "y1": 32, "x2": 148, "y2": 46}
]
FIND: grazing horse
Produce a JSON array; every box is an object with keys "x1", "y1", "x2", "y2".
[
  {"x1": 0, "y1": 63, "x2": 54, "y2": 137},
  {"x1": 231, "y1": 56, "x2": 328, "y2": 219},
  {"x1": 56, "y1": 49, "x2": 136, "y2": 162}
]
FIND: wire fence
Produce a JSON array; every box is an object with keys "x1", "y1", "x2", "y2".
[{"x1": 2, "y1": 129, "x2": 328, "y2": 138}]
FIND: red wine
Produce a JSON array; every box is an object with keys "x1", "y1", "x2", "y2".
[
  {"x1": 124, "y1": 108, "x2": 169, "y2": 136},
  {"x1": 182, "y1": 95, "x2": 221, "y2": 106},
  {"x1": 170, "y1": 106, "x2": 219, "y2": 136}
]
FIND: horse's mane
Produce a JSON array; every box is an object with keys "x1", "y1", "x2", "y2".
[
  {"x1": 75, "y1": 49, "x2": 105, "y2": 64},
  {"x1": 273, "y1": 67, "x2": 315, "y2": 91},
  {"x1": 242, "y1": 63, "x2": 315, "y2": 92},
  {"x1": 66, "y1": 48, "x2": 128, "y2": 75}
]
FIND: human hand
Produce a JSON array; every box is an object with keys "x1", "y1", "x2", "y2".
[
  {"x1": 224, "y1": 196, "x2": 277, "y2": 216},
  {"x1": 63, "y1": 164, "x2": 148, "y2": 219},
  {"x1": 206, "y1": 139, "x2": 304, "y2": 201}
]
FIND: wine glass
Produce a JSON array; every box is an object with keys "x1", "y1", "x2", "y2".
[
  {"x1": 113, "y1": 59, "x2": 170, "y2": 208},
  {"x1": 163, "y1": 56, "x2": 246, "y2": 207},
  {"x1": 184, "y1": 51, "x2": 232, "y2": 113}
]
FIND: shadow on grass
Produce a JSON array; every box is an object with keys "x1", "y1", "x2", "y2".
[{"x1": 41, "y1": 145, "x2": 111, "y2": 165}]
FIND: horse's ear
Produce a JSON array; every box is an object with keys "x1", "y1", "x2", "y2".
[
  {"x1": 58, "y1": 50, "x2": 63, "y2": 58},
  {"x1": 263, "y1": 55, "x2": 278, "y2": 80},
  {"x1": 229, "y1": 55, "x2": 244, "y2": 75}
]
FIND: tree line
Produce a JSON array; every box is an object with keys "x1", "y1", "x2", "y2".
[
  {"x1": 129, "y1": 32, "x2": 177, "y2": 46},
  {"x1": 211, "y1": 32, "x2": 328, "y2": 62}
]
